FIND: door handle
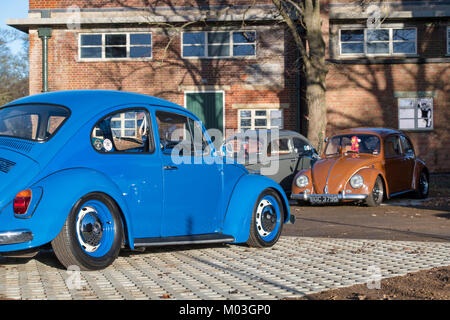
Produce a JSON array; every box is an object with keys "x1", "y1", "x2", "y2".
[{"x1": 163, "y1": 165, "x2": 178, "y2": 170}]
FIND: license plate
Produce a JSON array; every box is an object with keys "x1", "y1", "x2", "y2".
[{"x1": 309, "y1": 195, "x2": 339, "y2": 204}]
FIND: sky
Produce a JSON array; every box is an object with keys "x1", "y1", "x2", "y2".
[{"x1": 1, "y1": 0, "x2": 29, "y2": 54}]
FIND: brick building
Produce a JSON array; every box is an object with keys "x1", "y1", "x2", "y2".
[{"x1": 6, "y1": 0, "x2": 450, "y2": 172}]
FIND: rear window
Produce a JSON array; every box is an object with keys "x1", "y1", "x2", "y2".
[{"x1": 0, "y1": 104, "x2": 70, "y2": 142}]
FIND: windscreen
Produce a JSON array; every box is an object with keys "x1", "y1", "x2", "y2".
[
  {"x1": 325, "y1": 134, "x2": 381, "y2": 156},
  {"x1": 0, "y1": 104, "x2": 70, "y2": 142}
]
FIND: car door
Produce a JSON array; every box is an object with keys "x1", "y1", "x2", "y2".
[
  {"x1": 292, "y1": 137, "x2": 315, "y2": 171},
  {"x1": 154, "y1": 109, "x2": 224, "y2": 237},
  {"x1": 400, "y1": 134, "x2": 416, "y2": 190},
  {"x1": 90, "y1": 107, "x2": 163, "y2": 239},
  {"x1": 383, "y1": 135, "x2": 406, "y2": 194}
]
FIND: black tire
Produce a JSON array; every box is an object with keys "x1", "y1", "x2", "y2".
[
  {"x1": 365, "y1": 176, "x2": 384, "y2": 207},
  {"x1": 247, "y1": 189, "x2": 284, "y2": 248},
  {"x1": 414, "y1": 171, "x2": 429, "y2": 199},
  {"x1": 51, "y1": 193, "x2": 123, "y2": 271}
]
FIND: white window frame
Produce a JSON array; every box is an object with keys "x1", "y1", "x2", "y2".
[
  {"x1": 110, "y1": 112, "x2": 138, "y2": 138},
  {"x1": 238, "y1": 109, "x2": 284, "y2": 131},
  {"x1": 79, "y1": 32, "x2": 152, "y2": 62},
  {"x1": 181, "y1": 30, "x2": 257, "y2": 59},
  {"x1": 339, "y1": 27, "x2": 417, "y2": 57},
  {"x1": 398, "y1": 97, "x2": 433, "y2": 131}
]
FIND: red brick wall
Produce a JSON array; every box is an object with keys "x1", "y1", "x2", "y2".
[
  {"x1": 29, "y1": 26, "x2": 299, "y2": 137},
  {"x1": 322, "y1": 4, "x2": 450, "y2": 172}
]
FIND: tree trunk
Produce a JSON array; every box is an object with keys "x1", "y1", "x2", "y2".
[
  {"x1": 303, "y1": 0, "x2": 328, "y2": 152},
  {"x1": 305, "y1": 79, "x2": 327, "y2": 152}
]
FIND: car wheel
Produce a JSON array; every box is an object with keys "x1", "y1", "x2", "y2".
[
  {"x1": 51, "y1": 193, "x2": 123, "y2": 271},
  {"x1": 365, "y1": 176, "x2": 384, "y2": 207},
  {"x1": 414, "y1": 171, "x2": 429, "y2": 199},
  {"x1": 247, "y1": 189, "x2": 284, "y2": 248}
]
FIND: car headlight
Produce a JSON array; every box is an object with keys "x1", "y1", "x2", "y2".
[
  {"x1": 350, "y1": 174, "x2": 364, "y2": 189},
  {"x1": 295, "y1": 175, "x2": 309, "y2": 188}
]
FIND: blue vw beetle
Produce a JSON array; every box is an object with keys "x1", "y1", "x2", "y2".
[{"x1": 0, "y1": 90, "x2": 292, "y2": 270}]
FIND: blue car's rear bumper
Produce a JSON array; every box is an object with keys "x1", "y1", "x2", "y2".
[{"x1": 0, "y1": 229, "x2": 33, "y2": 245}]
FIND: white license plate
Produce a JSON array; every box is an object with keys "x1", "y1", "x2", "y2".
[{"x1": 310, "y1": 195, "x2": 339, "y2": 204}]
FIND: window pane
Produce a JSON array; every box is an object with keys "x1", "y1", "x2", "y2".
[
  {"x1": 255, "y1": 110, "x2": 266, "y2": 116},
  {"x1": 130, "y1": 33, "x2": 151, "y2": 45},
  {"x1": 110, "y1": 120, "x2": 121, "y2": 128},
  {"x1": 80, "y1": 47, "x2": 102, "y2": 58},
  {"x1": 393, "y1": 42, "x2": 415, "y2": 54},
  {"x1": 124, "y1": 130, "x2": 136, "y2": 137},
  {"x1": 270, "y1": 110, "x2": 282, "y2": 119},
  {"x1": 341, "y1": 42, "x2": 364, "y2": 54},
  {"x1": 106, "y1": 47, "x2": 127, "y2": 58},
  {"x1": 130, "y1": 46, "x2": 152, "y2": 58},
  {"x1": 233, "y1": 44, "x2": 255, "y2": 56},
  {"x1": 183, "y1": 32, "x2": 205, "y2": 45},
  {"x1": 270, "y1": 117, "x2": 282, "y2": 127},
  {"x1": 399, "y1": 108, "x2": 415, "y2": 118},
  {"x1": 393, "y1": 29, "x2": 416, "y2": 41},
  {"x1": 233, "y1": 32, "x2": 256, "y2": 43},
  {"x1": 255, "y1": 119, "x2": 267, "y2": 127},
  {"x1": 0, "y1": 105, "x2": 69, "y2": 141},
  {"x1": 399, "y1": 119, "x2": 415, "y2": 129},
  {"x1": 367, "y1": 29, "x2": 389, "y2": 41},
  {"x1": 92, "y1": 110, "x2": 149, "y2": 153},
  {"x1": 124, "y1": 120, "x2": 135, "y2": 129},
  {"x1": 240, "y1": 119, "x2": 251, "y2": 127},
  {"x1": 105, "y1": 34, "x2": 126, "y2": 46},
  {"x1": 367, "y1": 42, "x2": 389, "y2": 54},
  {"x1": 341, "y1": 30, "x2": 364, "y2": 42},
  {"x1": 208, "y1": 45, "x2": 230, "y2": 57},
  {"x1": 156, "y1": 111, "x2": 190, "y2": 150},
  {"x1": 183, "y1": 45, "x2": 205, "y2": 57},
  {"x1": 240, "y1": 110, "x2": 251, "y2": 118},
  {"x1": 208, "y1": 32, "x2": 230, "y2": 44},
  {"x1": 81, "y1": 34, "x2": 102, "y2": 46}
]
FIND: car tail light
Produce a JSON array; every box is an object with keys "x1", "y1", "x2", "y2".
[{"x1": 13, "y1": 190, "x2": 32, "y2": 215}]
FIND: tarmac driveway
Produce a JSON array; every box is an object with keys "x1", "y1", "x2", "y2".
[{"x1": 284, "y1": 197, "x2": 450, "y2": 242}]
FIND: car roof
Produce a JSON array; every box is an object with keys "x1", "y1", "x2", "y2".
[
  {"x1": 332, "y1": 127, "x2": 403, "y2": 138},
  {"x1": 228, "y1": 129, "x2": 309, "y2": 140},
  {"x1": 3, "y1": 90, "x2": 185, "y2": 120}
]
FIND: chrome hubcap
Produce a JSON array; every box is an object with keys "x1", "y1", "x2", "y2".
[
  {"x1": 76, "y1": 206, "x2": 104, "y2": 252},
  {"x1": 372, "y1": 182, "x2": 383, "y2": 202},
  {"x1": 420, "y1": 174, "x2": 429, "y2": 194},
  {"x1": 256, "y1": 199, "x2": 277, "y2": 237}
]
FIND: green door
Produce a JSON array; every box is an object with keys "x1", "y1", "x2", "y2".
[{"x1": 185, "y1": 92, "x2": 224, "y2": 133}]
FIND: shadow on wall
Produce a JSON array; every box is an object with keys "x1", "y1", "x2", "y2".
[
  {"x1": 325, "y1": 23, "x2": 449, "y2": 173},
  {"x1": 48, "y1": 0, "x2": 296, "y2": 137}
]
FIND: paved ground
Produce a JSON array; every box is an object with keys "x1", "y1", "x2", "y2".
[
  {"x1": 0, "y1": 236, "x2": 449, "y2": 300},
  {"x1": 0, "y1": 175, "x2": 448, "y2": 300}
]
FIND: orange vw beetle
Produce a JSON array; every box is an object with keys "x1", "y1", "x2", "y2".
[{"x1": 291, "y1": 128, "x2": 429, "y2": 206}]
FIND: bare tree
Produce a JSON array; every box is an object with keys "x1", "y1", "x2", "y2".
[
  {"x1": 0, "y1": 28, "x2": 29, "y2": 105},
  {"x1": 272, "y1": 0, "x2": 328, "y2": 151}
]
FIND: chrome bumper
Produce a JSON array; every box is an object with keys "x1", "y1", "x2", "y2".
[
  {"x1": 0, "y1": 230, "x2": 33, "y2": 245},
  {"x1": 291, "y1": 192, "x2": 368, "y2": 202}
]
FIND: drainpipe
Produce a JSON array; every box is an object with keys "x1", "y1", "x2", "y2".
[{"x1": 38, "y1": 28, "x2": 52, "y2": 93}]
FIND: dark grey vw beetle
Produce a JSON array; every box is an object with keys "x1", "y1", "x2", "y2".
[{"x1": 223, "y1": 130, "x2": 319, "y2": 194}]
